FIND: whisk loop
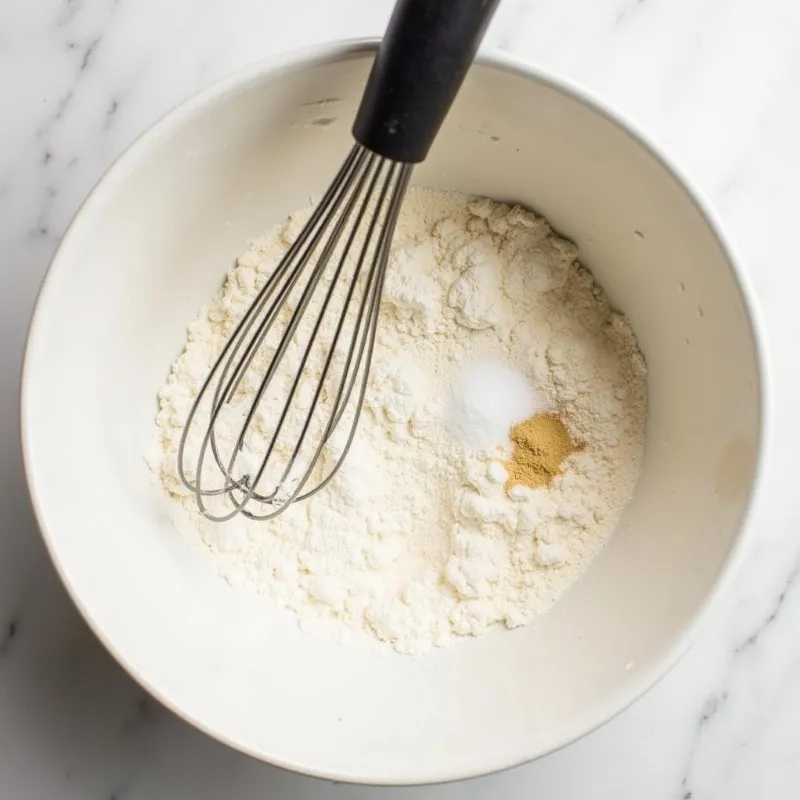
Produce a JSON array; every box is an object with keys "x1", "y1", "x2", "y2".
[{"x1": 177, "y1": 145, "x2": 412, "y2": 521}]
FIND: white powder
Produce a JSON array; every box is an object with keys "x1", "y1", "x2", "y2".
[
  {"x1": 448, "y1": 359, "x2": 546, "y2": 449},
  {"x1": 152, "y1": 189, "x2": 647, "y2": 654}
]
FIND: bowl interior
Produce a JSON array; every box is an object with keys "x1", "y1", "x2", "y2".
[{"x1": 22, "y1": 46, "x2": 762, "y2": 783}]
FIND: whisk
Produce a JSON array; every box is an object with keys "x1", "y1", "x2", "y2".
[{"x1": 178, "y1": 0, "x2": 501, "y2": 522}]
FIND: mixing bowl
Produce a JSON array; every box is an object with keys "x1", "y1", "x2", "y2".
[{"x1": 21, "y1": 42, "x2": 767, "y2": 784}]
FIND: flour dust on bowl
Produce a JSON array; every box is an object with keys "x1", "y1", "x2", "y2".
[
  {"x1": 21, "y1": 43, "x2": 766, "y2": 784},
  {"x1": 155, "y1": 187, "x2": 647, "y2": 655}
]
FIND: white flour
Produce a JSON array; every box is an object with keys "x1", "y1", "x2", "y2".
[{"x1": 152, "y1": 189, "x2": 647, "y2": 654}]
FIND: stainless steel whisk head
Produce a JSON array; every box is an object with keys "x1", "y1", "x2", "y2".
[
  {"x1": 177, "y1": 145, "x2": 412, "y2": 521},
  {"x1": 177, "y1": 0, "x2": 500, "y2": 521}
]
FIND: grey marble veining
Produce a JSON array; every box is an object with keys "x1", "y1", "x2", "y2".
[{"x1": 2, "y1": 0, "x2": 799, "y2": 797}]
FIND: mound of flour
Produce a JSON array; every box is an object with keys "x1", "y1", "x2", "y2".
[{"x1": 151, "y1": 189, "x2": 647, "y2": 654}]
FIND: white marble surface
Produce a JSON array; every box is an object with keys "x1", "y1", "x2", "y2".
[{"x1": 1, "y1": 0, "x2": 799, "y2": 797}]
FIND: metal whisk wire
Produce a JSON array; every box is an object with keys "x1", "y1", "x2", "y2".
[{"x1": 177, "y1": 144, "x2": 413, "y2": 521}]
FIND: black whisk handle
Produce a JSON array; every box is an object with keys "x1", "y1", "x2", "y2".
[{"x1": 352, "y1": 0, "x2": 501, "y2": 164}]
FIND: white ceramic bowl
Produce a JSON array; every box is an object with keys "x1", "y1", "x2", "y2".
[{"x1": 21, "y1": 42, "x2": 767, "y2": 784}]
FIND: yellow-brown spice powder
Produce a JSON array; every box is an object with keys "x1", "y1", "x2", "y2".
[{"x1": 503, "y1": 413, "x2": 580, "y2": 492}]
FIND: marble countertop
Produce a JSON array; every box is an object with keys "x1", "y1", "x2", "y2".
[{"x1": 1, "y1": 0, "x2": 798, "y2": 797}]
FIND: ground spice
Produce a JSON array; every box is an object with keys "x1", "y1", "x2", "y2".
[{"x1": 504, "y1": 413, "x2": 580, "y2": 492}]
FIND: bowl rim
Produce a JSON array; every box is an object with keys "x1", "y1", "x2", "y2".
[{"x1": 20, "y1": 38, "x2": 771, "y2": 786}]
